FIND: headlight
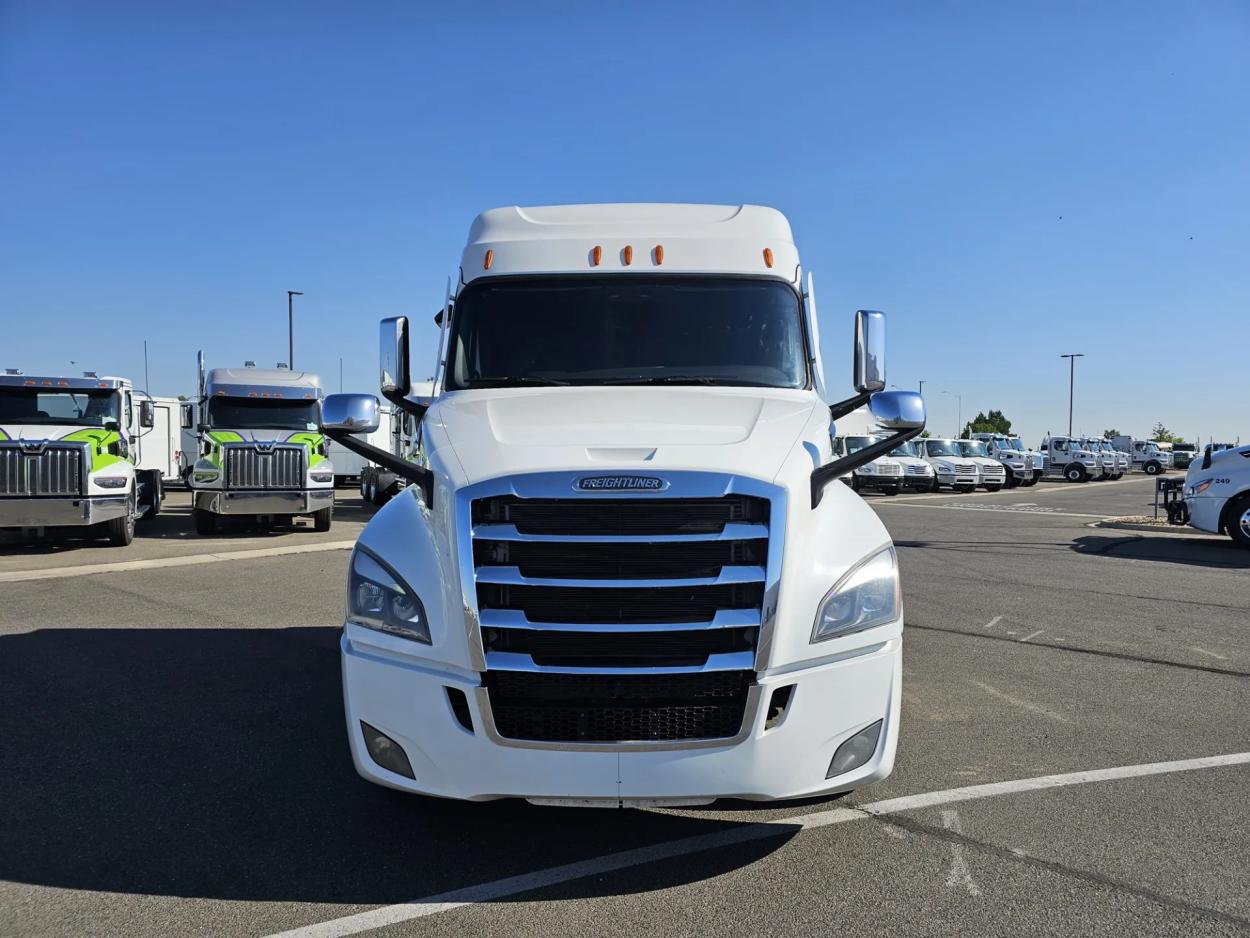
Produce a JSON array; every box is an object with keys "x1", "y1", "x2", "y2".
[
  {"x1": 347, "y1": 547, "x2": 431, "y2": 644},
  {"x1": 93, "y1": 476, "x2": 128, "y2": 489},
  {"x1": 859, "y1": 464, "x2": 876, "y2": 473},
  {"x1": 937, "y1": 464, "x2": 953, "y2": 473},
  {"x1": 1188, "y1": 479, "x2": 1215, "y2": 496},
  {"x1": 811, "y1": 546, "x2": 900, "y2": 643},
  {"x1": 310, "y1": 471, "x2": 333, "y2": 483},
  {"x1": 193, "y1": 469, "x2": 220, "y2": 484}
]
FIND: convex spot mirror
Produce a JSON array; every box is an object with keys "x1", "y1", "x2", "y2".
[
  {"x1": 322, "y1": 393, "x2": 381, "y2": 434},
  {"x1": 854, "y1": 309, "x2": 886, "y2": 393},
  {"x1": 868, "y1": 390, "x2": 925, "y2": 431}
]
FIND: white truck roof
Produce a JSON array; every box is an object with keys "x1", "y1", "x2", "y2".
[
  {"x1": 206, "y1": 366, "x2": 321, "y2": 399},
  {"x1": 461, "y1": 203, "x2": 800, "y2": 283},
  {"x1": 0, "y1": 373, "x2": 130, "y2": 390}
]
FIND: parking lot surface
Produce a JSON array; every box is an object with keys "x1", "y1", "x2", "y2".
[{"x1": 1, "y1": 476, "x2": 1247, "y2": 937}]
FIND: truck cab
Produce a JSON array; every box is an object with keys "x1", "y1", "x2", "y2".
[
  {"x1": 955, "y1": 439, "x2": 1006, "y2": 491},
  {"x1": 0, "y1": 370, "x2": 165, "y2": 545},
  {"x1": 1090, "y1": 440, "x2": 1126, "y2": 479},
  {"x1": 1038, "y1": 436, "x2": 1101, "y2": 483},
  {"x1": 1171, "y1": 442, "x2": 1198, "y2": 470},
  {"x1": 832, "y1": 434, "x2": 905, "y2": 495},
  {"x1": 317, "y1": 203, "x2": 926, "y2": 804},
  {"x1": 921, "y1": 438, "x2": 979, "y2": 492},
  {"x1": 881, "y1": 437, "x2": 934, "y2": 491},
  {"x1": 1111, "y1": 436, "x2": 1170, "y2": 475},
  {"x1": 969, "y1": 432, "x2": 1031, "y2": 487},
  {"x1": 187, "y1": 361, "x2": 334, "y2": 534},
  {"x1": 1079, "y1": 438, "x2": 1118, "y2": 480},
  {"x1": 1182, "y1": 444, "x2": 1250, "y2": 548}
]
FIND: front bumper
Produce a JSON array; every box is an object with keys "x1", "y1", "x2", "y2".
[
  {"x1": 192, "y1": 488, "x2": 333, "y2": 516},
  {"x1": 0, "y1": 495, "x2": 129, "y2": 528},
  {"x1": 341, "y1": 630, "x2": 902, "y2": 803},
  {"x1": 937, "y1": 472, "x2": 978, "y2": 487},
  {"x1": 1185, "y1": 495, "x2": 1224, "y2": 535}
]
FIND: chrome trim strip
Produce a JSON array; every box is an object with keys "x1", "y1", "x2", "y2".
[
  {"x1": 484, "y1": 650, "x2": 757, "y2": 674},
  {"x1": 470, "y1": 522, "x2": 770, "y2": 543},
  {"x1": 473, "y1": 682, "x2": 764, "y2": 752},
  {"x1": 479, "y1": 607, "x2": 761, "y2": 633},
  {"x1": 473, "y1": 565, "x2": 767, "y2": 588}
]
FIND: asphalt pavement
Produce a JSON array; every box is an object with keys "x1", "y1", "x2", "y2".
[{"x1": 1, "y1": 475, "x2": 1247, "y2": 937}]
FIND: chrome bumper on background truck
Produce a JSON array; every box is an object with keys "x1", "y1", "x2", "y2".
[
  {"x1": 0, "y1": 495, "x2": 129, "y2": 528},
  {"x1": 193, "y1": 488, "x2": 333, "y2": 515}
]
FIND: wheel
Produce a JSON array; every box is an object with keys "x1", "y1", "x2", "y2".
[
  {"x1": 1223, "y1": 494, "x2": 1250, "y2": 549},
  {"x1": 1144, "y1": 460, "x2": 1161, "y2": 476},
  {"x1": 193, "y1": 507, "x2": 218, "y2": 535},
  {"x1": 105, "y1": 498, "x2": 136, "y2": 547},
  {"x1": 1004, "y1": 474, "x2": 1019, "y2": 489},
  {"x1": 1064, "y1": 464, "x2": 1086, "y2": 483},
  {"x1": 313, "y1": 506, "x2": 333, "y2": 532},
  {"x1": 956, "y1": 484, "x2": 976, "y2": 494},
  {"x1": 984, "y1": 484, "x2": 1002, "y2": 493},
  {"x1": 850, "y1": 475, "x2": 862, "y2": 492},
  {"x1": 929, "y1": 477, "x2": 941, "y2": 493},
  {"x1": 882, "y1": 486, "x2": 900, "y2": 496},
  {"x1": 138, "y1": 474, "x2": 161, "y2": 523}
]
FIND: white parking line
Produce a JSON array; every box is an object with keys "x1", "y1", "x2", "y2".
[
  {"x1": 877, "y1": 503, "x2": 1107, "y2": 519},
  {"x1": 941, "y1": 810, "x2": 981, "y2": 896},
  {"x1": 263, "y1": 751, "x2": 1250, "y2": 938},
  {"x1": 0, "y1": 540, "x2": 356, "y2": 583}
]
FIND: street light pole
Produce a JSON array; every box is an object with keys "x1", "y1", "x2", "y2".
[
  {"x1": 918, "y1": 379, "x2": 925, "y2": 396},
  {"x1": 1060, "y1": 353, "x2": 1084, "y2": 437},
  {"x1": 287, "y1": 291, "x2": 304, "y2": 368}
]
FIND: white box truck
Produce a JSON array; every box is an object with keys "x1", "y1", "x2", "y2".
[
  {"x1": 318, "y1": 203, "x2": 926, "y2": 804},
  {"x1": 0, "y1": 369, "x2": 168, "y2": 545},
  {"x1": 186, "y1": 358, "x2": 335, "y2": 534}
]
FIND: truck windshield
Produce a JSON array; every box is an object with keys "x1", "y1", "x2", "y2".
[
  {"x1": 206, "y1": 397, "x2": 319, "y2": 431},
  {"x1": 1009, "y1": 438, "x2": 1024, "y2": 451},
  {"x1": 887, "y1": 440, "x2": 918, "y2": 457},
  {"x1": 958, "y1": 441, "x2": 990, "y2": 458},
  {"x1": 0, "y1": 388, "x2": 120, "y2": 427},
  {"x1": 926, "y1": 440, "x2": 961, "y2": 457},
  {"x1": 844, "y1": 436, "x2": 873, "y2": 454},
  {"x1": 444, "y1": 276, "x2": 808, "y2": 390}
]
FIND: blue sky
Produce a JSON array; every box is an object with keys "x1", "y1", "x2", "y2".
[{"x1": 2, "y1": 1, "x2": 1247, "y2": 445}]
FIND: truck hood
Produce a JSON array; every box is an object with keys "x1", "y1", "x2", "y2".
[
  {"x1": 0, "y1": 424, "x2": 117, "y2": 444},
  {"x1": 429, "y1": 387, "x2": 819, "y2": 484},
  {"x1": 205, "y1": 429, "x2": 320, "y2": 444}
]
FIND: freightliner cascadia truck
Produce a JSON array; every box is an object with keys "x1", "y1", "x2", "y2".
[
  {"x1": 319, "y1": 204, "x2": 926, "y2": 805},
  {"x1": 0, "y1": 369, "x2": 168, "y2": 545},
  {"x1": 186, "y1": 358, "x2": 334, "y2": 534}
]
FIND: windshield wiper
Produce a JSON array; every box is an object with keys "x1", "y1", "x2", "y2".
[
  {"x1": 464, "y1": 376, "x2": 571, "y2": 388},
  {"x1": 597, "y1": 375, "x2": 720, "y2": 386}
]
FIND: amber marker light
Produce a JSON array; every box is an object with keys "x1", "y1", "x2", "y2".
[
  {"x1": 653, "y1": 245, "x2": 664, "y2": 265},
  {"x1": 591, "y1": 245, "x2": 602, "y2": 266},
  {"x1": 483, "y1": 249, "x2": 494, "y2": 270},
  {"x1": 763, "y1": 247, "x2": 774, "y2": 268},
  {"x1": 622, "y1": 245, "x2": 634, "y2": 265}
]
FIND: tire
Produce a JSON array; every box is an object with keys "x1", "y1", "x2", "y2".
[
  {"x1": 193, "y1": 507, "x2": 218, "y2": 535},
  {"x1": 882, "y1": 486, "x2": 900, "y2": 496},
  {"x1": 1005, "y1": 474, "x2": 1019, "y2": 489},
  {"x1": 1064, "y1": 464, "x2": 1086, "y2": 483},
  {"x1": 929, "y1": 477, "x2": 941, "y2": 493},
  {"x1": 138, "y1": 474, "x2": 161, "y2": 523},
  {"x1": 956, "y1": 484, "x2": 975, "y2": 494},
  {"x1": 1144, "y1": 461, "x2": 1161, "y2": 476},
  {"x1": 313, "y1": 506, "x2": 333, "y2": 532},
  {"x1": 105, "y1": 498, "x2": 136, "y2": 547},
  {"x1": 984, "y1": 484, "x2": 1002, "y2": 493},
  {"x1": 1223, "y1": 494, "x2": 1250, "y2": 549}
]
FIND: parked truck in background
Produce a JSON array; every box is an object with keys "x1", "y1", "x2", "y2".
[
  {"x1": 882, "y1": 437, "x2": 935, "y2": 491},
  {"x1": 359, "y1": 381, "x2": 435, "y2": 506},
  {"x1": 921, "y1": 438, "x2": 979, "y2": 492},
  {"x1": 317, "y1": 203, "x2": 926, "y2": 804},
  {"x1": 0, "y1": 369, "x2": 167, "y2": 545},
  {"x1": 1171, "y1": 442, "x2": 1198, "y2": 470},
  {"x1": 186, "y1": 358, "x2": 334, "y2": 534},
  {"x1": 1038, "y1": 436, "x2": 1101, "y2": 482},
  {"x1": 1110, "y1": 436, "x2": 1170, "y2": 475},
  {"x1": 970, "y1": 432, "x2": 1035, "y2": 488},
  {"x1": 1079, "y1": 438, "x2": 1118, "y2": 480},
  {"x1": 833, "y1": 434, "x2": 905, "y2": 495},
  {"x1": 956, "y1": 438, "x2": 1006, "y2": 491}
]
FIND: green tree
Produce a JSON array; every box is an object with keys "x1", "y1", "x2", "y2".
[
  {"x1": 1103, "y1": 428, "x2": 1119, "y2": 439},
  {"x1": 961, "y1": 409, "x2": 1013, "y2": 438},
  {"x1": 1151, "y1": 422, "x2": 1172, "y2": 442}
]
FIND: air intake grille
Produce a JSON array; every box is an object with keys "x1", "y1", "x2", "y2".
[
  {"x1": 0, "y1": 444, "x2": 86, "y2": 497},
  {"x1": 472, "y1": 495, "x2": 766, "y2": 536},
  {"x1": 224, "y1": 444, "x2": 305, "y2": 489}
]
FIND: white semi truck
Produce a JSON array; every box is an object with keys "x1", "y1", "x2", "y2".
[
  {"x1": 970, "y1": 432, "x2": 1038, "y2": 488},
  {"x1": 921, "y1": 438, "x2": 979, "y2": 492},
  {"x1": 955, "y1": 439, "x2": 1007, "y2": 491},
  {"x1": 318, "y1": 203, "x2": 926, "y2": 804},
  {"x1": 0, "y1": 369, "x2": 167, "y2": 545},
  {"x1": 1110, "y1": 436, "x2": 1171, "y2": 475},
  {"x1": 186, "y1": 358, "x2": 335, "y2": 534},
  {"x1": 1037, "y1": 436, "x2": 1101, "y2": 482},
  {"x1": 1172, "y1": 444, "x2": 1250, "y2": 548},
  {"x1": 833, "y1": 434, "x2": 905, "y2": 495}
]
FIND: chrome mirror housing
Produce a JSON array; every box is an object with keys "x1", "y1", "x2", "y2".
[
  {"x1": 380, "y1": 317, "x2": 410, "y2": 398},
  {"x1": 868, "y1": 390, "x2": 925, "y2": 430},
  {"x1": 322, "y1": 393, "x2": 380, "y2": 433}
]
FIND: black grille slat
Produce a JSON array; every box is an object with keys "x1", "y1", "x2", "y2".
[
  {"x1": 474, "y1": 538, "x2": 767, "y2": 580},
  {"x1": 486, "y1": 671, "x2": 750, "y2": 742},
  {"x1": 473, "y1": 495, "x2": 768, "y2": 536},
  {"x1": 224, "y1": 445, "x2": 305, "y2": 490},
  {"x1": 483, "y1": 627, "x2": 752, "y2": 667},
  {"x1": 478, "y1": 583, "x2": 763, "y2": 624}
]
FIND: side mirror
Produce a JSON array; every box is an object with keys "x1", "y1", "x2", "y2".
[
  {"x1": 322, "y1": 393, "x2": 380, "y2": 434},
  {"x1": 380, "y1": 316, "x2": 411, "y2": 399},
  {"x1": 180, "y1": 402, "x2": 194, "y2": 429},
  {"x1": 853, "y1": 310, "x2": 886, "y2": 393},
  {"x1": 868, "y1": 390, "x2": 925, "y2": 430},
  {"x1": 139, "y1": 400, "x2": 155, "y2": 428}
]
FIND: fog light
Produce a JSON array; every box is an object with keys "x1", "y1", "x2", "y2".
[
  {"x1": 826, "y1": 719, "x2": 883, "y2": 779},
  {"x1": 360, "y1": 721, "x2": 415, "y2": 779}
]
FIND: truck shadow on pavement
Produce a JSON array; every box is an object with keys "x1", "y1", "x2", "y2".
[
  {"x1": 0, "y1": 626, "x2": 794, "y2": 905},
  {"x1": 1071, "y1": 534, "x2": 1250, "y2": 569}
]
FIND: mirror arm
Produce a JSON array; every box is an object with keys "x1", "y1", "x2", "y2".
[
  {"x1": 811, "y1": 426, "x2": 924, "y2": 509},
  {"x1": 381, "y1": 387, "x2": 429, "y2": 423},
  {"x1": 324, "y1": 427, "x2": 434, "y2": 508},
  {"x1": 827, "y1": 391, "x2": 874, "y2": 423}
]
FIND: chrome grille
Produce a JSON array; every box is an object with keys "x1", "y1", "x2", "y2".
[
  {"x1": 905, "y1": 464, "x2": 929, "y2": 476},
  {"x1": 876, "y1": 463, "x2": 901, "y2": 477},
  {"x1": 223, "y1": 444, "x2": 305, "y2": 490},
  {"x1": 0, "y1": 443, "x2": 86, "y2": 497},
  {"x1": 956, "y1": 462, "x2": 976, "y2": 474},
  {"x1": 470, "y1": 485, "x2": 776, "y2": 744}
]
